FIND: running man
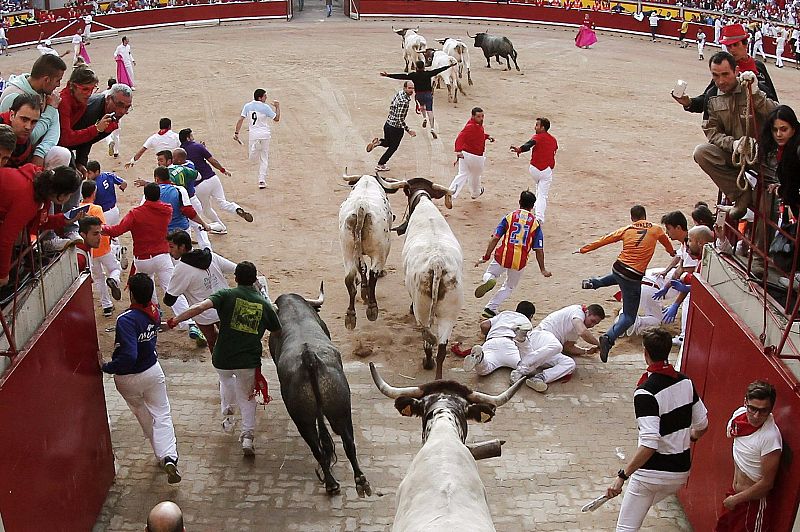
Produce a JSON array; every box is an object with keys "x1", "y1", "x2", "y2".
[
  {"x1": 450, "y1": 107, "x2": 494, "y2": 199},
  {"x1": 366, "y1": 81, "x2": 416, "y2": 172},
  {"x1": 86, "y1": 159, "x2": 128, "y2": 268},
  {"x1": 125, "y1": 117, "x2": 180, "y2": 168},
  {"x1": 510, "y1": 117, "x2": 558, "y2": 223},
  {"x1": 234, "y1": 88, "x2": 280, "y2": 189}
]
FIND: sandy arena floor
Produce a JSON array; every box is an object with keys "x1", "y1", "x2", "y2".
[{"x1": 6, "y1": 5, "x2": 800, "y2": 530}]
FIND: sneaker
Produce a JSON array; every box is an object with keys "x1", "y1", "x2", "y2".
[
  {"x1": 509, "y1": 370, "x2": 524, "y2": 385},
  {"x1": 103, "y1": 306, "x2": 114, "y2": 318},
  {"x1": 422, "y1": 119, "x2": 428, "y2": 128},
  {"x1": 119, "y1": 246, "x2": 129, "y2": 270},
  {"x1": 163, "y1": 458, "x2": 182, "y2": 484},
  {"x1": 241, "y1": 431, "x2": 255, "y2": 456},
  {"x1": 375, "y1": 164, "x2": 389, "y2": 172},
  {"x1": 471, "y1": 186, "x2": 485, "y2": 200},
  {"x1": 107, "y1": 141, "x2": 115, "y2": 157},
  {"x1": 208, "y1": 228, "x2": 228, "y2": 235},
  {"x1": 366, "y1": 137, "x2": 380, "y2": 153},
  {"x1": 431, "y1": 130, "x2": 438, "y2": 139},
  {"x1": 188, "y1": 325, "x2": 207, "y2": 348},
  {"x1": 672, "y1": 335, "x2": 684, "y2": 346},
  {"x1": 474, "y1": 278, "x2": 497, "y2": 298},
  {"x1": 106, "y1": 278, "x2": 122, "y2": 301},
  {"x1": 599, "y1": 334, "x2": 611, "y2": 363},
  {"x1": 581, "y1": 279, "x2": 593, "y2": 289},
  {"x1": 258, "y1": 181, "x2": 267, "y2": 189},
  {"x1": 463, "y1": 345, "x2": 484, "y2": 372},
  {"x1": 525, "y1": 374, "x2": 548, "y2": 393},
  {"x1": 222, "y1": 407, "x2": 236, "y2": 433},
  {"x1": 480, "y1": 307, "x2": 496, "y2": 319},
  {"x1": 236, "y1": 207, "x2": 254, "y2": 223}
]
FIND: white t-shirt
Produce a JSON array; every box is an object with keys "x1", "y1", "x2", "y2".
[
  {"x1": 241, "y1": 100, "x2": 276, "y2": 140},
  {"x1": 754, "y1": 30, "x2": 763, "y2": 44},
  {"x1": 166, "y1": 252, "x2": 237, "y2": 325},
  {"x1": 728, "y1": 406, "x2": 782, "y2": 483},
  {"x1": 143, "y1": 130, "x2": 180, "y2": 153},
  {"x1": 37, "y1": 44, "x2": 59, "y2": 56},
  {"x1": 649, "y1": 14, "x2": 659, "y2": 27},
  {"x1": 486, "y1": 311, "x2": 531, "y2": 341},
  {"x1": 679, "y1": 242, "x2": 699, "y2": 270},
  {"x1": 72, "y1": 34, "x2": 82, "y2": 45},
  {"x1": 536, "y1": 305, "x2": 584, "y2": 344}
]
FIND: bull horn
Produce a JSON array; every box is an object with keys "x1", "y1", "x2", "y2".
[
  {"x1": 342, "y1": 175, "x2": 362, "y2": 183},
  {"x1": 304, "y1": 281, "x2": 324, "y2": 308},
  {"x1": 375, "y1": 175, "x2": 407, "y2": 191},
  {"x1": 414, "y1": 25, "x2": 419, "y2": 31},
  {"x1": 466, "y1": 30, "x2": 475, "y2": 38},
  {"x1": 370, "y1": 362, "x2": 424, "y2": 398},
  {"x1": 466, "y1": 377, "x2": 526, "y2": 407},
  {"x1": 392, "y1": 25, "x2": 397, "y2": 32}
]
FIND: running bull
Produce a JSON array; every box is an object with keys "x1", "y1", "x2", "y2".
[{"x1": 467, "y1": 29, "x2": 520, "y2": 71}]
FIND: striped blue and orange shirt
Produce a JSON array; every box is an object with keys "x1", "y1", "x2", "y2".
[{"x1": 493, "y1": 209, "x2": 543, "y2": 270}]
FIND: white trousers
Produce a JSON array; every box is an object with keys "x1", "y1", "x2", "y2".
[
  {"x1": 511, "y1": 330, "x2": 572, "y2": 383},
  {"x1": 195, "y1": 175, "x2": 241, "y2": 230},
  {"x1": 680, "y1": 293, "x2": 691, "y2": 338},
  {"x1": 217, "y1": 368, "x2": 256, "y2": 435},
  {"x1": 188, "y1": 195, "x2": 212, "y2": 250},
  {"x1": 476, "y1": 337, "x2": 521, "y2": 376},
  {"x1": 697, "y1": 41, "x2": 705, "y2": 57},
  {"x1": 528, "y1": 165, "x2": 553, "y2": 223},
  {"x1": 91, "y1": 252, "x2": 121, "y2": 308},
  {"x1": 105, "y1": 128, "x2": 120, "y2": 154},
  {"x1": 103, "y1": 205, "x2": 122, "y2": 258},
  {"x1": 616, "y1": 474, "x2": 686, "y2": 532},
  {"x1": 484, "y1": 259, "x2": 524, "y2": 312},
  {"x1": 249, "y1": 137, "x2": 271, "y2": 184},
  {"x1": 449, "y1": 151, "x2": 486, "y2": 199},
  {"x1": 113, "y1": 362, "x2": 178, "y2": 461},
  {"x1": 133, "y1": 253, "x2": 191, "y2": 328},
  {"x1": 776, "y1": 42, "x2": 785, "y2": 66},
  {"x1": 753, "y1": 42, "x2": 765, "y2": 60}
]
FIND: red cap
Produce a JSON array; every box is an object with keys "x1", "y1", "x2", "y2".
[{"x1": 720, "y1": 24, "x2": 748, "y2": 45}]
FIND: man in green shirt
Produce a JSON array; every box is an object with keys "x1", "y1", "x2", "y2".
[{"x1": 168, "y1": 261, "x2": 281, "y2": 456}]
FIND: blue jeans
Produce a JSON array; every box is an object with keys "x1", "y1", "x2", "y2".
[{"x1": 588, "y1": 271, "x2": 642, "y2": 344}]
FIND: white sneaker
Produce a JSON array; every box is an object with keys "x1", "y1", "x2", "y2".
[
  {"x1": 672, "y1": 335, "x2": 684, "y2": 346},
  {"x1": 463, "y1": 345, "x2": 484, "y2": 372},
  {"x1": 222, "y1": 407, "x2": 236, "y2": 433},
  {"x1": 241, "y1": 431, "x2": 255, "y2": 456},
  {"x1": 525, "y1": 374, "x2": 548, "y2": 393},
  {"x1": 258, "y1": 181, "x2": 266, "y2": 189},
  {"x1": 509, "y1": 370, "x2": 524, "y2": 385}
]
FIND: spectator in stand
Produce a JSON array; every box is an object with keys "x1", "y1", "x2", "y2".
[
  {"x1": 0, "y1": 165, "x2": 81, "y2": 287},
  {"x1": 0, "y1": 53, "x2": 71, "y2": 169},
  {"x1": 99, "y1": 273, "x2": 182, "y2": 485},
  {"x1": 58, "y1": 67, "x2": 115, "y2": 157},
  {"x1": 69, "y1": 83, "x2": 132, "y2": 169},
  {"x1": 0, "y1": 124, "x2": 17, "y2": 167},
  {"x1": 691, "y1": 202, "x2": 716, "y2": 230},
  {"x1": 79, "y1": 180, "x2": 122, "y2": 317},
  {"x1": 0, "y1": 93, "x2": 41, "y2": 168},
  {"x1": 125, "y1": 117, "x2": 179, "y2": 168},
  {"x1": 85, "y1": 159, "x2": 128, "y2": 267},
  {"x1": 146, "y1": 501, "x2": 185, "y2": 532}
]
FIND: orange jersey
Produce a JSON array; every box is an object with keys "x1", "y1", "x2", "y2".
[
  {"x1": 580, "y1": 220, "x2": 674, "y2": 274},
  {"x1": 80, "y1": 202, "x2": 111, "y2": 258}
]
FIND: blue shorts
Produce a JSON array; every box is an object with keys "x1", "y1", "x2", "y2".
[
  {"x1": 0, "y1": 39, "x2": 8, "y2": 47},
  {"x1": 415, "y1": 91, "x2": 433, "y2": 111}
]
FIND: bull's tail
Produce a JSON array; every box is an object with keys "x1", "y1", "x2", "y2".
[
  {"x1": 352, "y1": 204, "x2": 366, "y2": 265},
  {"x1": 302, "y1": 347, "x2": 338, "y2": 467},
  {"x1": 425, "y1": 263, "x2": 443, "y2": 332}
]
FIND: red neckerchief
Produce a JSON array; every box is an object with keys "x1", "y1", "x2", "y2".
[
  {"x1": 730, "y1": 411, "x2": 761, "y2": 437},
  {"x1": 581, "y1": 304, "x2": 588, "y2": 314},
  {"x1": 129, "y1": 301, "x2": 160, "y2": 324},
  {"x1": 637, "y1": 361, "x2": 679, "y2": 386},
  {"x1": 157, "y1": 128, "x2": 170, "y2": 135},
  {"x1": 737, "y1": 56, "x2": 758, "y2": 75}
]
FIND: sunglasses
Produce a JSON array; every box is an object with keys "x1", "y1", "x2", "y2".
[{"x1": 745, "y1": 403, "x2": 772, "y2": 415}]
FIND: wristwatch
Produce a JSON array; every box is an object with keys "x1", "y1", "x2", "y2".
[{"x1": 617, "y1": 469, "x2": 629, "y2": 481}]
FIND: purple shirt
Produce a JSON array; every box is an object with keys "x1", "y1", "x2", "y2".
[
  {"x1": 181, "y1": 140, "x2": 215, "y2": 182},
  {"x1": 94, "y1": 171, "x2": 124, "y2": 211}
]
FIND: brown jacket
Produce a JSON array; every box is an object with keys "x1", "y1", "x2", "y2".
[{"x1": 702, "y1": 84, "x2": 777, "y2": 154}]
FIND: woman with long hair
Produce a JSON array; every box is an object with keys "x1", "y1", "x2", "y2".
[{"x1": 760, "y1": 105, "x2": 800, "y2": 216}]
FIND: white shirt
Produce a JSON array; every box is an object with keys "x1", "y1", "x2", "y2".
[
  {"x1": 72, "y1": 34, "x2": 82, "y2": 45},
  {"x1": 486, "y1": 311, "x2": 531, "y2": 341},
  {"x1": 114, "y1": 43, "x2": 133, "y2": 64},
  {"x1": 649, "y1": 13, "x2": 659, "y2": 26},
  {"x1": 240, "y1": 100, "x2": 276, "y2": 140},
  {"x1": 37, "y1": 44, "x2": 59, "y2": 56},
  {"x1": 0, "y1": 27, "x2": 7, "y2": 39},
  {"x1": 166, "y1": 252, "x2": 237, "y2": 325},
  {"x1": 754, "y1": 30, "x2": 763, "y2": 44},
  {"x1": 697, "y1": 31, "x2": 706, "y2": 43},
  {"x1": 536, "y1": 305, "x2": 584, "y2": 344},
  {"x1": 143, "y1": 130, "x2": 180, "y2": 153},
  {"x1": 678, "y1": 242, "x2": 699, "y2": 270},
  {"x1": 727, "y1": 406, "x2": 782, "y2": 483}
]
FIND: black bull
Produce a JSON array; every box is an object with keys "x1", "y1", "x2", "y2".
[
  {"x1": 268, "y1": 291, "x2": 371, "y2": 497},
  {"x1": 469, "y1": 31, "x2": 520, "y2": 71}
]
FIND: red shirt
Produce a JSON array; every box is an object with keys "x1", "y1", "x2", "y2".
[
  {"x1": 103, "y1": 200, "x2": 173, "y2": 259},
  {"x1": 454, "y1": 117, "x2": 489, "y2": 156},
  {"x1": 530, "y1": 131, "x2": 558, "y2": 171},
  {"x1": 0, "y1": 111, "x2": 33, "y2": 168},
  {"x1": 0, "y1": 164, "x2": 66, "y2": 279}
]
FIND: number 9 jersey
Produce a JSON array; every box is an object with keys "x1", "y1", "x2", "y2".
[
  {"x1": 240, "y1": 101, "x2": 277, "y2": 140},
  {"x1": 493, "y1": 209, "x2": 543, "y2": 270}
]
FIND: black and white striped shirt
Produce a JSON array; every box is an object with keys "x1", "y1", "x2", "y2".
[{"x1": 634, "y1": 372, "x2": 708, "y2": 481}]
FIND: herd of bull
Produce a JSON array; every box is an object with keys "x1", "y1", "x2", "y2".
[{"x1": 265, "y1": 174, "x2": 524, "y2": 530}]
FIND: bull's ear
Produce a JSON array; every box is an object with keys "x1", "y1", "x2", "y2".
[
  {"x1": 466, "y1": 403, "x2": 496, "y2": 423},
  {"x1": 394, "y1": 397, "x2": 424, "y2": 417}
]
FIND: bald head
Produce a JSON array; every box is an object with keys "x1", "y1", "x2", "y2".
[
  {"x1": 687, "y1": 225, "x2": 714, "y2": 259},
  {"x1": 145, "y1": 501, "x2": 184, "y2": 532},
  {"x1": 172, "y1": 148, "x2": 187, "y2": 164}
]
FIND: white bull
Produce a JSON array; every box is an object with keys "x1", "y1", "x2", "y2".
[
  {"x1": 393, "y1": 26, "x2": 428, "y2": 72},
  {"x1": 393, "y1": 178, "x2": 463, "y2": 379},
  {"x1": 424, "y1": 49, "x2": 463, "y2": 104},
  {"x1": 437, "y1": 37, "x2": 473, "y2": 86},
  {"x1": 369, "y1": 363, "x2": 526, "y2": 532},
  {"x1": 339, "y1": 173, "x2": 405, "y2": 329}
]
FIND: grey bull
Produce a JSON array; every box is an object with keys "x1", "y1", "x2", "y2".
[{"x1": 467, "y1": 30, "x2": 520, "y2": 71}]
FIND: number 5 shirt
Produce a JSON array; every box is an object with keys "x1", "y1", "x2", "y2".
[
  {"x1": 580, "y1": 220, "x2": 674, "y2": 278},
  {"x1": 240, "y1": 100, "x2": 276, "y2": 140},
  {"x1": 493, "y1": 209, "x2": 543, "y2": 271}
]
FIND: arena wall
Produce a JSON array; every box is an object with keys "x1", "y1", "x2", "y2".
[{"x1": 0, "y1": 275, "x2": 114, "y2": 531}]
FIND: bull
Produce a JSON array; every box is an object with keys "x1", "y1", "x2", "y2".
[
  {"x1": 393, "y1": 26, "x2": 427, "y2": 72},
  {"x1": 436, "y1": 37, "x2": 473, "y2": 86},
  {"x1": 392, "y1": 178, "x2": 463, "y2": 379},
  {"x1": 467, "y1": 29, "x2": 520, "y2": 71},
  {"x1": 370, "y1": 362, "x2": 525, "y2": 531},
  {"x1": 268, "y1": 284, "x2": 371, "y2": 497},
  {"x1": 339, "y1": 173, "x2": 405, "y2": 329},
  {"x1": 422, "y1": 48, "x2": 464, "y2": 104}
]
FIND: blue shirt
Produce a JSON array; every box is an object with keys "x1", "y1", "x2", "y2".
[
  {"x1": 181, "y1": 140, "x2": 215, "y2": 181},
  {"x1": 94, "y1": 172, "x2": 124, "y2": 211},
  {"x1": 102, "y1": 307, "x2": 159, "y2": 375},
  {"x1": 158, "y1": 183, "x2": 190, "y2": 232}
]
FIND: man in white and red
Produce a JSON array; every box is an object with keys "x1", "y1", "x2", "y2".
[
  {"x1": 510, "y1": 117, "x2": 558, "y2": 223},
  {"x1": 125, "y1": 118, "x2": 180, "y2": 169},
  {"x1": 449, "y1": 106, "x2": 495, "y2": 199},
  {"x1": 715, "y1": 380, "x2": 782, "y2": 532}
]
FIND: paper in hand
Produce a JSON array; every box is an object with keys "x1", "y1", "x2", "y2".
[{"x1": 581, "y1": 495, "x2": 610, "y2": 513}]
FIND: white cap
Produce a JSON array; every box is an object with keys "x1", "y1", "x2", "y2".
[{"x1": 44, "y1": 39, "x2": 52, "y2": 46}]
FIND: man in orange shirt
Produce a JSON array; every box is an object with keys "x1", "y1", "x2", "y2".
[
  {"x1": 80, "y1": 179, "x2": 122, "y2": 317},
  {"x1": 577, "y1": 205, "x2": 675, "y2": 362}
]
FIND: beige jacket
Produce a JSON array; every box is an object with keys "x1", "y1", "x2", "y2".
[{"x1": 702, "y1": 84, "x2": 777, "y2": 154}]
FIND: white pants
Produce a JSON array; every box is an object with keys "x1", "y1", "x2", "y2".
[
  {"x1": 476, "y1": 337, "x2": 521, "y2": 376},
  {"x1": 90, "y1": 252, "x2": 121, "y2": 308},
  {"x1": 103, "y1": 205, "x2": 122, "y2": 259},
  {"x1": 616, "y1": 474, "x2": 686, "y2": 531},
  {"x1": 776, "y1": 42, "x2": 785, "y2": 66},
  {"x1": 134, "y1": 253, "x2": 191, "y2": 329},
  {"x1": 528, "y1": 165, "x2": 553, "y2": 223},
  {"x1": 449, "y1": 151, "x2": 486, "y2": 199},
  {"x1": 249, "y1": 137, "x2": 271, "y2": 184},
  {"x1": 217, "y1": 368, "x2": 256, "y2": 435},
  {"x1": 188, "y1": 195, "x2": 212, "y2": 250},
  {"x1": 680, "y1": 293, "x2": 690, "y2": 338},
  {"x1": 753, "y1": 42, "x2": 765, "y2": 60},
  {"x1": 105, "y1": 128, "x2": 120, "y2": 154},
  {"x1": 484, "y1": 259, "x2": 524, "y2": 312},
  {"x1": 43, "y1": 146, "x2": 72, "y2": 169},
  {"x1": 113, "y1": 362, "x2": 178, "y2": 461},
  {"x1": 511, "y1": 329, "x2": 573, "y2": 382},
  {"x1": 697, "y1": 41, "x2": 705, "y2": 57},
  {"x1": 195, "y1": 175, "x2": 242, "y2": 230}
]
